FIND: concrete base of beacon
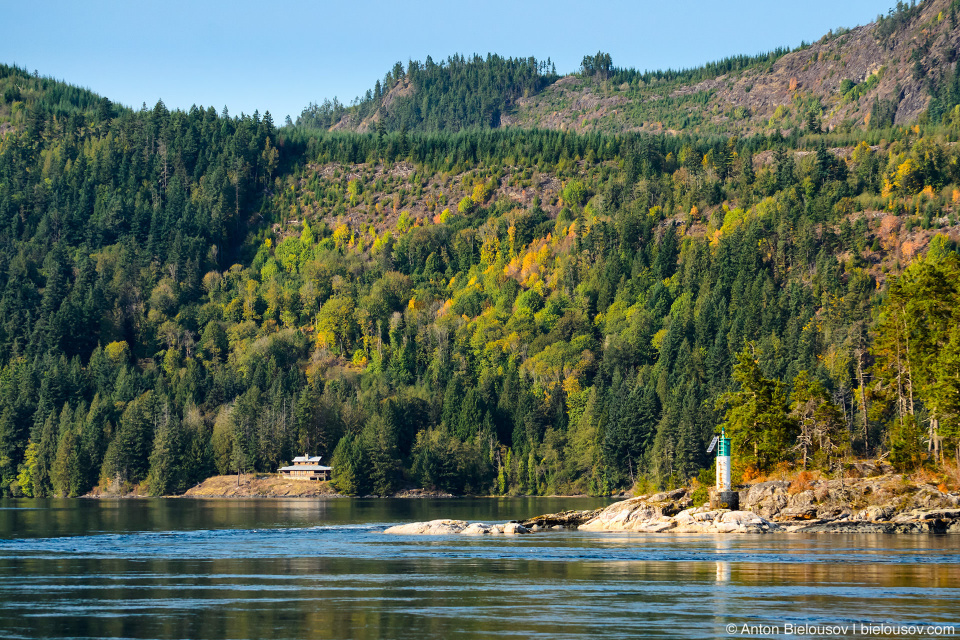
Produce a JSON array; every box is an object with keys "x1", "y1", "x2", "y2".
[{"x1": 710, "y1": 490, "x2": 740, "y2": 511}]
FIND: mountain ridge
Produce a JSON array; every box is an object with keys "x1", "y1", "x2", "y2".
[{"x1": 305, "y1": 0, "x2": 959, "y2": 136}]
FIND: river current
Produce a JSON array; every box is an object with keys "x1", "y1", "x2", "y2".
[{"x1": 0, "y1": 497, "x2": 957, "y2": 639}]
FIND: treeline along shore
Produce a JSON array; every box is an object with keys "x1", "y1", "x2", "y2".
[{"x1": 3, "y1": 0, "x2": 960, "y2": 501}]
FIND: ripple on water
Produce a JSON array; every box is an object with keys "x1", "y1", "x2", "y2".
[{"x1": 0, "y1": 499, "x2": 958, "y2": 639}]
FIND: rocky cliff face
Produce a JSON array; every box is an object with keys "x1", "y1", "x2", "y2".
[{"x1": 505, "y1": 0, "x2": 957, "y2": 135}]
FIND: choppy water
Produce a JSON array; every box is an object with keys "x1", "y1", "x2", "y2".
[{"x1": 0, "y1": 498, "x2": 957, "y2": 639}]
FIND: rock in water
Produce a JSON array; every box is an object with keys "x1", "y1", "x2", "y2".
[
  {"x1": 520, "y1": 509, "x2": 603, "y2": 529},
  {"x1": 383, "y1": 519, "x2": 532, "y2": 536},
  {"x1": 383, "y1": 519, "x2": 469, "y2": 535},
  {"x1": 580, "y1": 502, "x2": 782, "y2": 534},
  {"x1": 503, "y1": 522, "x2": 531, "y2": 535},
  {"x1": 461, "y1": 522, "x2": 492, "y2": 535}
]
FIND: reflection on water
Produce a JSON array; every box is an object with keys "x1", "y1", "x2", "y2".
[
  {"x1": 716, "y1": 560, "x2": 731, "y2": 583},
  {"x1": 0, "y1": 498, "x2": 958, "y2": 639}
]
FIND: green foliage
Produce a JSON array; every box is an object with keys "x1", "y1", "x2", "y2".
[
  {"x1": 412, "y1": 428, "x2": 492, "y2": 494},
  {"x1": 872, "y1": 253, "x2": 960, "y2": 467},
  {"x1": 561, "y1": 180, "x2": 587, "y2": 208},
  {"x1": 875, "y1": 1, "x2": 922, "y2": 43},
  {"x1": 101, "y1": 392, "x2": 157, "y2": 486},
  {"x1": 298, "y1": 54, "x2": 559, "y2": 133},
  {"x1": 790, "y1": 371, "x2": 847, "y2": 469},
  {"x1": 889, "y1": 414, "x2": 923, "y2": 472},
  {"x1": 581, "y1": 52, "x2": 613, "y2": 79},
  {"x1": 3, "y1": 61, "x2": 960, "y2": 502},
  {"x1": 690, "y1": 485, "x2": 709, "y2": 507},
  {"x1": 716, "y1": 346, "x2": 799, "y2": 473},
  {"x1": 839, "y1": 69, "x2": 881, "y2": 103}
]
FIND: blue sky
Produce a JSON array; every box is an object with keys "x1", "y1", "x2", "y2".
[{"x1": 5, "y1": 0, "x2": 894, "y2": 123}]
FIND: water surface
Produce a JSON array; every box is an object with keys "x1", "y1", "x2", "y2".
[{"x1": 0, "y1": 498, "x2": 957, "y2": 639}]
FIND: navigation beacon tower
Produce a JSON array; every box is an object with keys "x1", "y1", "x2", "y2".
[{"x1": 711, "y1": 428, "x2": 739, "y2": 510}]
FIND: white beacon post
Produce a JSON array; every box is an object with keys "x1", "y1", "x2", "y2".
[
  {"x1": 712, "y1": 428, "x2": 739, "y2": 510},
  {"x1": 716, "y1": 429, "x2": 731, "y2": 493}
]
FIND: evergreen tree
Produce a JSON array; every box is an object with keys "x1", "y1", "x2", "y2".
[{"x1": 715, "y1": 346, "x2": 798, "y2": 472}]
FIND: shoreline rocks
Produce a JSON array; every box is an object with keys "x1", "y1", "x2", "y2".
[
  {"x1": 577, "y1": 494, "x2": 782, "y2": 533},
  {"x1": 383, "y1": 474, "x2": 960, "y2": 536},
  {"x1": 519, "y1": 509, "x2": 603, "y2": 529}
]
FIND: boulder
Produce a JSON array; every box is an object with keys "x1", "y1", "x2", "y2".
[
  {"x1": 647, "y1": 488, "x2": 688, "y2": 503},
  {"x1": 673, "y1": 508, "x2": 721, "y2": 532},
  {"x1": 920, "y1": 508, "x2": 960, "y2": 520},
  {"x1": 503, "y1": 522, "x2": 531, "y2": 535},
  {"x1": 912, "y1": 485, "x2": 960, "y2": 509},
  {"x1": 714, "y1": 510, "x2": 782, "y2": 533},
  {"x1": 780, "y1": 505, "x2": 818, "y2": 520},
  {"x1": 520, "y1": 508, "x2": 602, "y2": 529},
  {"x1": 743, "y1": 481, "x2": 790, "y2": 518},
  {"x1": 384, "y1": 519, "x2": 532, "y2": 536},
  {"x1": 580, "y1": 499, "x2": 781, "y2": 534},
  {"x1": 855, "y1": 505, "x2": 894, "y2": 522},
  {"x1": 713, "y1": 521, "x2": 741, "y2": 533},
  {"x1": 462, "y1": 522, "x2": 493, "y2": 535},
  {"x1": 850, "y1": 461, "x2": 882, "y2": 478},
  {"x1": 718, "y1": 511, "x2": 755, "y2": 525},
  {"x1": 636, "y1": 520, "x2": 677, "y2": 533},
  {"x1": 744, "y1": 480, "x2": 789, "y2": 504},
  {"x1": 788, "y1": 489, "x2": 817, "y2": 508},
  {"x1": 580, "y1": 498, "x2": 659, "y2": 531},
  {"x1": 384, "y1": 519, "x2": 469, "y2": 535},
  {"x1": 687, "y1": 508, "x2": 718, "y2": 523}
]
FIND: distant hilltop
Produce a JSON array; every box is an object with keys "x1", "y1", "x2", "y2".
[{"x1": 298, "y1": 0, "x2": 959, "y2": 137}]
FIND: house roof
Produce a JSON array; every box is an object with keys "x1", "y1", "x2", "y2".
[
  {"x1": 279, "y1": 464, "x2": 332, "y2": 472},
  {"x1": 292, "y1": 455, "x2": 323, "y2": 463}
]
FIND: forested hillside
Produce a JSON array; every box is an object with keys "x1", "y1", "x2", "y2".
[
  {"x1": 3, "y1": 0, "x2": 960, "y2": 499},
  {"x1": 297, "y1": 54, "x2": 558, "y2": 134},
  {"x1": 308, "y1": 0, "x2": 960, "y2": 138}
]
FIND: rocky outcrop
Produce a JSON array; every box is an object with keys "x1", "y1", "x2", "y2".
[
  {"x1": 384, "y1": 472, "x2": 960, "y2": 536},
  {"x1": 735, "y1": 473, "x2": 960, "y2": 533},
  {"x1": 522, "y1": 488, "x2": 779, "y2": 534},
  {"x1": 579, "y1": 504, "x2": 781, "y2": 534},
  {"x1": 743, "y1": 481, "x2": 790, "y2": 518},
  {"x1": 179, "y1": 474, "x2": 337, "y2": 498},
  {"x1": 740, "y1": 474, "x2": 960, "y2": 527},
  {"x1": 383, "y1": 519, "x2": 531, "y2": 535},
  {"x1": 573, "y1": 490, "x2": 686, "y2": 531},
  {"x1": 557, "y1": 480, "x2": 960, "y2": 534},
  {"x1": 520, "y1": 509, "x2": 603, "y2": 529},
  {"x1": 788, "y1": 515, "x2": 960, "y2": 534}
]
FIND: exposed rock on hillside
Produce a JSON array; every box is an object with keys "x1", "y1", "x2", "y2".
[{"x1": 505, "y1": 0, "x2": 957, "y2": 135}]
